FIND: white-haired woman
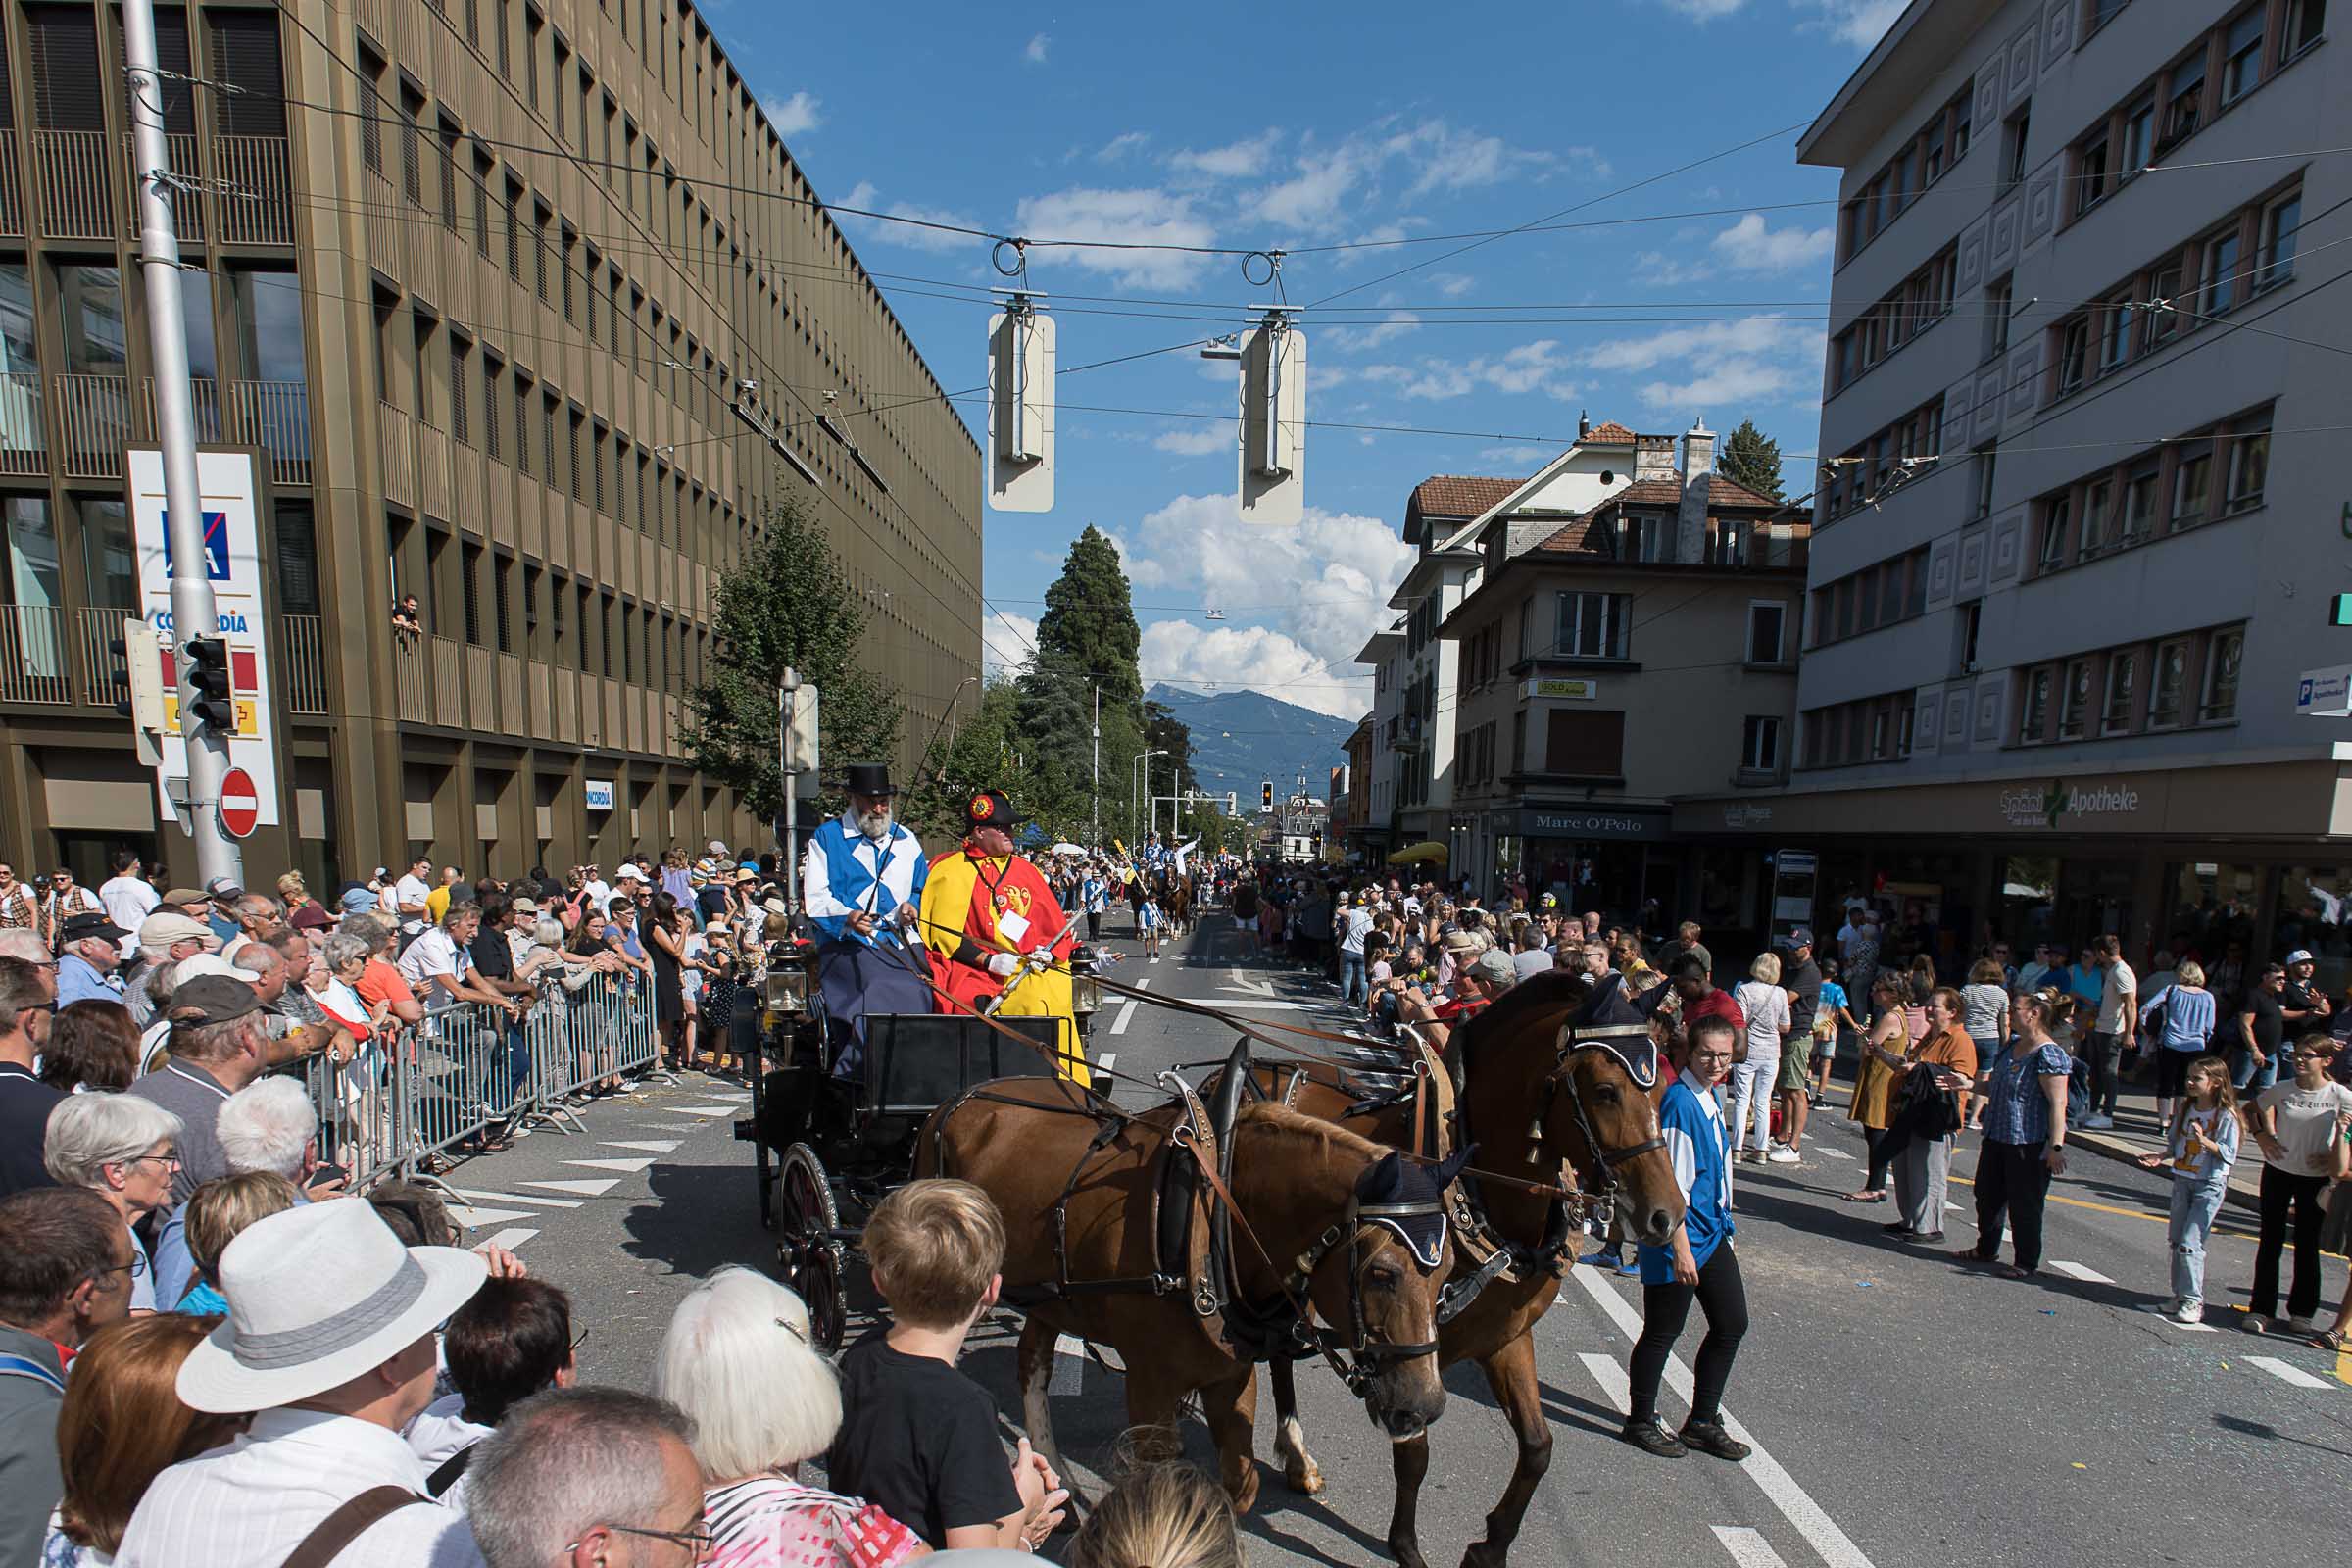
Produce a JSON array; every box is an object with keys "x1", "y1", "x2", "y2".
[
  {"x1": 1730, "y1": 951, "x2": 1792, "y2": 1163},
  {"x1": 43, "y1": 1093, "x2": 184, "y2": 1314},
  {"x1": 652, "y1": 1267, "x2": 928, "y2": 1566}
]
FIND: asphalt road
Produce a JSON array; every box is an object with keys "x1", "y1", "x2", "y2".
[{"x1": 430, "y1": 909, "x2": 2352, "y2": 1568}]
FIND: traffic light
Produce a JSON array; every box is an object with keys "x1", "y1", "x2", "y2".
[
  {"x1": 113, "y1": 619, "x2": 166, "y2": 766},
  {"x1": 1261, "y1": 780, "x2": 1274, "y2": 809},
  {"x1": 184, "y1": 637, "x2": 235, "y2": 733}
]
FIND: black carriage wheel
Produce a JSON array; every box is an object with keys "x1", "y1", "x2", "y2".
[{"x1": 777, "y1": 1142, "x2": 847, "y2": 1351}]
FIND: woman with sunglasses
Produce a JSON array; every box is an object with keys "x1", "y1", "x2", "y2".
[
  {"x1": 41, "y1": 1093, "x2": 183, "y2": 1314},
  {"x1": 2244, "y1": 1032, "x2": 2352, "y2": 1335}
]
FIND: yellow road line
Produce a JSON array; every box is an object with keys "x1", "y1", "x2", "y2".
[{"x1": 1943, "y1": 1174, "x2": 2260, "y2": 1241}]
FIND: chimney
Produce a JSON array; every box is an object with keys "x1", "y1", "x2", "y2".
[
  {"x1": 1578, "y1": 409, "x2": 1591, "y2": 439},
  {"x1": 1633, "y1": 434, "x2": 1675, "y2": 482},
  {"x1": 1676, "y1": 418, "x2": 1715, "y2": 564}
]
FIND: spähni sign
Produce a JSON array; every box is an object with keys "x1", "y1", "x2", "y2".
[{"x1": 1999, "y1": 779, "x2": 2142, "y2": 830}]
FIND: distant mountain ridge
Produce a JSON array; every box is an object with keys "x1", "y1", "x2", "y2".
[{"x1": 1145, "y1": 682, "x2": 1354, "y2": 806}]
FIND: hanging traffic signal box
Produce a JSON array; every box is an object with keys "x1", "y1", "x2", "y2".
[{"x1": 184, "y1": 637, "x2": 236, "y2": 734}]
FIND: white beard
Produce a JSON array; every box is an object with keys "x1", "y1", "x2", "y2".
[{"x1": 858, "y1": 809, "x2": 893, "y2": 840}]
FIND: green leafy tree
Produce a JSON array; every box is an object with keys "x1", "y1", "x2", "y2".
[
  {"x1": 1718, "y1": 418, "x2": 1786, "y2": 502},
  {"x1": 1035, "y1": 526, "x2": 1142, "y2": 708},
  {"x1": 681, "y1": 496, "x2": 901, "y2": 823},
  {"x1": 905, "y1": 677, "x2": 1024, "y2": 840}
]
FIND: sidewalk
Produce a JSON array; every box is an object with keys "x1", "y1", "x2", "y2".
[{"x1": 2065, "y1": 1090, "x2": 2264, "y2": 1214}]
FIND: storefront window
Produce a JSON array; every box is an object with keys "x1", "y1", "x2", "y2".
[
  {"x1": 1998, "y1": 855, "x2": 2058, "y2": 953},
  {"x1": 2163, "y1": 860, "x2": 2259, "y2": 1004},
  {"x1": 2274, "y1": 865, "x2": 2352, "y2": 998}
]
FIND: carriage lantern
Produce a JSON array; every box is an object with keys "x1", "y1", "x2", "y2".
[
  {"x1": 1069, "y1": 945, "x2": 1102, "y2": 1017},
  {"x1": 762, "y1": 965, "x2": 808, "y2": 1017}
]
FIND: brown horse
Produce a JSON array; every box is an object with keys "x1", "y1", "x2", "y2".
[
  {"x1": 919, "y1": 1077, "x2": 1454, "y2": 1513},
  {"x1": 1244, "y1": 971, "x2": 1687, "y2": 1568}
]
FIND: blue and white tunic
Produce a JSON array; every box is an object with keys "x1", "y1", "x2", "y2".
[
  {"x1": 802, "y1": 812, "x2": 934, "y2": 1075},
  {"x1": 1636, "y1": 1068, "x2": 1736, "y2": 1286}
]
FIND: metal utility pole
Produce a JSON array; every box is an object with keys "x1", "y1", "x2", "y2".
[
  {"x1": 1090, "y1": 682, "x2": 1100, "y2": 847},
  {"x1": 780, "y1": 668, "x2": 801, "y2": 913},
  {"x1": 126, "y1": 0, "x2": 239, "y2": 886}
]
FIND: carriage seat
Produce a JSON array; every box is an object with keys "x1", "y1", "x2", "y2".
[{"x1": 863, "y1": 1013, "x2": 1059, "y2": 1118}]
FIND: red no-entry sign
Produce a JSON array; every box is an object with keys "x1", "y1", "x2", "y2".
[{"x1": 219, "y1": 766, "x2": 260, "y2": 839}]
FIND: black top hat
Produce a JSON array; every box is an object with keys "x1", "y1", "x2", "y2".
[
  {"x1": 964, "y1": 789, "x2": 1029, "y2": 828},
  {"x1": 841, "y1": 763, "x2": 899, "y2": 798}
]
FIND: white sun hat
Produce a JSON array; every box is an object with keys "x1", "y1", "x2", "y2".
[{"x1": 177, "y1": 1194, "x2": 488, "y2": 1413}]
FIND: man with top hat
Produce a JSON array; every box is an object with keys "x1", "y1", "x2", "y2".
[
  {"x1": 801, "y1": 763, "x2": 933, "y2": 1080},
  {"x1": 920, "y1": 789, "x2": 1089, "y2": 1084}
]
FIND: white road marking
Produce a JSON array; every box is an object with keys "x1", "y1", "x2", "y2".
[
  {"x1": 2246, "y1": 1354, "x2": 2333, "y2": 1390},
  {"x1": 1570, "y1": 1267, "x2": 1878, "y2": 1568},
  {"x1": 1094, "y1": 1052, "x2": 1117, "y2": 1072},
  {"x1": 447, "y1": 1204, "x2": 536, "y2": 1229},
  {"x1": 2144, "y1": 1307, "x2": 2218, "y2": 1332},
  {"x1": 1225, "y1": 971, "x2": 1275, "y2": 997},
  {"x1": 1812, "y1": 1147, "x2": 1852, "y2": 1160},
  {"x1": 566, "y1": 1157, "x2": 656, "y2": 1174},
  {"x1": 1111, "y1": 1001, "x2": 1140, "y2": 1035},
  {"x1": 602, "y1": 1140, "x2": 681, "y2": 1153},
  {"x1": 448, "y1": 1187, "x2": 581, "y2": 1209},
  {"x1": 634, "y1": 1122, "x2": 704, "y2": 1133},
  {"x1": 1712, "y1": 1526, "x2": 1793, "y2": 1568},
  {"x1": 2047, "y1": 1260, "x2": 2115, "y2": 1284},
  {"x1": 664, "y1": 1104, "x2": 740, "y2": 1116},
  {"x1": 1577, "y1": 1351, "x2": 1629, "y2": 1407},
  {"x1": 518, "y1": 1177, "x2": 621, "y2": 1197},
  {"x1": 705, "y1": 1092, "x2": 753, "y2": 1102},
  {"x1": 1051, "y1": 1334, "x2": 1087, "y2": 1396},
  {"x1": 480, "y1": 1227, "x2": 540, "y2": 1251}
]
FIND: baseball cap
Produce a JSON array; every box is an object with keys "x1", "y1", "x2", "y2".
[
  {"x1": 511, "y1": 896, "x2": 542, "y2": 915},
  {"x1": 1782, "y1": 927, "x2": 1815, "y2": 948},
  {"x1": 613, "y1": 863, "x2": 646, "y2": 882},
  {"x1": 205, "y1": 876, "x2": 245, "y2": 902},
  {"x1": 708, "y1": 839, "x2": 729, "y2": 857},
  {"x1": 2285, "y1": 949, "x2": 2316, "y2": 965},
  {"x1": 167, "y1": 973, "x2": 262, "y2": 1025},
  {"x1": 1470, "y1": 949, "x2": 1518, "y2": 986},
  {"x1": 58, "y1": 911, "x2": 127, "y2": 945},
  {"x1": 338, "y1": 886, "x2": 379, "y2": 914}
]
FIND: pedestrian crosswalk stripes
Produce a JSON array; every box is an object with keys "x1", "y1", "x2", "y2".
[
  {"x1": 564, "y1": 1156, "x2": 658, "y2": 1174},
  {"x1": 601, "y1": 1139, "x2": 682, "y2": 1153},
  {"x1": 2246, "y1": 1355, "x2": 2334, "y2": 1390},
  {"x1": 479, "y1": 1227, "x2": 540, "y2": 1252},
  {"x1": 1711, "y1": 1525, "x2": 1793, "y2": 1568},
  {"x1": 2047, "y1": 1259, "x2": 2116, "y2": 1284},
  {"x1": 518, "y1": 1177, "x2": 621, "y2": 1197},
  {"x1": 448, "y1": 1186, "x2": 582, "y2": 1209}
]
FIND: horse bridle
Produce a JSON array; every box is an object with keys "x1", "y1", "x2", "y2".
[
  {"x1": 1536, "y1": 1022, "x2": 1669, "y2": 1201},
  {"x1": 1279, "y1": 1190, "x2": 1450, "y2": 1396}
]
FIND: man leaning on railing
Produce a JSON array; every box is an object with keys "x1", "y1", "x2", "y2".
[{"x1": 399, "y1": 901, "x2": 530, "y2": 1154}]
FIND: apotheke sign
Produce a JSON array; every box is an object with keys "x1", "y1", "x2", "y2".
[{"x1": 1998, "y1": 778, "x2": 2143, "y2": 830}]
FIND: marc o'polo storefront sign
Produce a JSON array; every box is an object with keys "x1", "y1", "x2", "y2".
[
  {"x1": 1998, "y1": 778, "x2": 2147, "y2": 830},
  {"x1": 1518, "y1": 807, "x2": 1668, "y2": 840}
]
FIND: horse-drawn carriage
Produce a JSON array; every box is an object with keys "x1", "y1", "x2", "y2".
[{"x1": 733, "y1": 939, "x2": 1106, "y2": 1348}]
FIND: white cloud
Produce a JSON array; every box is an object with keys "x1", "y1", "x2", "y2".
[
  {"x1": 1479, "y1": 445, "x2": 1551, "y2": 465},
  {"x1": 1637, "y1": 360, "x2": 1803, "y2": 411},
  {"x1": 1153, "y1": 423, "x2": 1233, "y2": 457},
  {"x1": 982, "y1": 610, "x2": 1040, "y2": 676},
  {"x1": 1654, "y1": 0, "x2": 1748, "y2": 16},
  {"x1": 1803, "y1": 0, "x2": 1908, "y2": 47},
  {"x1": 1430, "y1": 273, "x2": 1477, "y2": 298},
  {"x1": 1244, "y1": 117, "x2": 1572, "y2": 237},
  {"x1": 1104, "y1": 495, "x2": 1414, "y2": 716},
  {"x1": 1324, "y1": 310, "x2": 1421, "y2": 353},
  {"x1": 1024, "y1": 32, "x2": 1051, "y2": 63},
  {"x1": 1169, "y1": 130, "x2": 1281, "y2": 180},
  {"x1": 1362, "y1": 338, "x2": 1577, "y2": 401},
  {"x1": 835, "y1": 180, "x2": 977, "y2": 255},
  {"x1": 1578, "y1": 316, "x2": 1824, "y2": 419},
  {"x1": 761, "y1": 91, "x2": 821, "y2": 137},
  {"x1": 1140, "y1": 622, "x2": 1364, "y2": 718},
  {"x1": 1710, "y1": 212, "x2": 1836, "y2": 272},
  {"x1": 1633, "y1": 250, "x2": 1717, "y2": 287},
  {"x1": 1581, "y1": 317, "x2": 1807, "y2": 373},
  {"x1": 1096, "y1": 131, "x2": 1152, "y2": 163},
  {"x1": 1013, "y1": 186, "x2": 1217, "y2": 288}
]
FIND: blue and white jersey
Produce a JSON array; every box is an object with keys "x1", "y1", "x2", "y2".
[
  {"x1": 1636, "y1": 1069, "x2": 1735, "y2": 1285},
  {"x1": 803, "y1": 812, "x2": 928, "y2": 947},
  {"x1": 1082, "y1": 876, "x2": 1108, "y2": 913}
]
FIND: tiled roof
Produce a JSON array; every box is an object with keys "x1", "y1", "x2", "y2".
[
  {"x1": 1580, "y1": 420, "x2": 1639, "y2": 445},
  {"x1": 1409, "y1": 474, "x2": 1524, "y2": 519},
  {"x1": 1592, "y1": 474, "x2": 1784, "y2": 510}
]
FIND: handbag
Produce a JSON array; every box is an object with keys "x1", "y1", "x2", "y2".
[{"x1": 1895, "y1": 1054, "x2": 1963, "y2": 1139}]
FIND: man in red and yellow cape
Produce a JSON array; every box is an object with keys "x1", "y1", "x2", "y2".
[{"x1": 919, "y1": 788, "x2": 1090, "y2": 1085}]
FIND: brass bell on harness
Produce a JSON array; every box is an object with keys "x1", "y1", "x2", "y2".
[{"x1": 1524, "y1": 1117, "x2": 1544, "y2": 1165}]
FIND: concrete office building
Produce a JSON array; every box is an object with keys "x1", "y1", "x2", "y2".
[
  {"x1": 1724, "y1": 0, "x2": 2342, "y2": 980},
  {"x1": 0, "y1": 0, "x2": 981, "y2": 890}
]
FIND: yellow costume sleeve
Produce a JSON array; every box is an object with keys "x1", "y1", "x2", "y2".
[{"x1": 921, "y1": 850, "x2": 978, "y2": 963}]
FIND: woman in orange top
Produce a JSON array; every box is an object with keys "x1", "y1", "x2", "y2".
[
  {"x1": 1873, "y1": 986, "x2": 1977, "y2": 1245},
  {"x1": 1842, "y1": 973, "x2": 1912, "y2": 1204}
]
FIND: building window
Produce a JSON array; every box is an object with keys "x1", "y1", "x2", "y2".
[
  {"x1": 2221, "y1": 8, "x2": 2266, "y2": 105},
  {"x1": 2102, "y1": 648, "x2": 2138, "y2": 734},
  {"x1": 2281, "y1": 0, "x2": 2327, "y2": 59},
  {"x1": 1545, "y1": 709, "x2": 1626, "y2": 777},
  {"x1": 2038, "y1": 493, "x2": 2072, "y2": 572},
  {"x1": 2159, "y1": 53, "x2": 2205, "y2": 153},
  {"x1": 2059, "y1": 658, "x2": 2093, "y2": 739},
  {"x1": 1984, "y1": 273, "x2": 2013, "y2": 361},
  {"x1": 1740, "y1": 716, "x2": 1781, "y2": 773},
  {"x1": 2225, "y1": 414, "x2": 2270, "y2": 511},
  {"x1": 2121, "y1": 461, "x2": 2160, "y2": 540},
  {"x1": 2257, "y1": 193, "x2": 2302, "y2": 290},
  {"x1": 2080, "y1": 478, "x2": 2114, "y2": 555},
  {"x1": 2201, "y1": 628, "x2": 2242, "y2": 721},
  {"x1": 2098, "y1": 294, "x2": 2135, "y2": 376},
  {"x1": 2150, "y1": 638, "x2": 2189, "y2": 727},
  {"x1": 2074, "y1": 132, "x2": 2111, "y2": 217},
  {"x1": 2088, "y1": 0, "x2": 2132, "y2": 33},
  {"x1": 1960, "y1": 601, "x2": 1983, "y2": 672},
  {"x1": 2021, "y1": 666, "x2": 2052, "y2": 742},
  {"x1": 1974, "y1": 444, "x2": 1997, "y2": 517},
  {"x1": 2172, "y1": 442, "x2": 2212, "y2": 524},
  {"x1": 2057, "y1": 317, "x2": 2090, "y2": 395},
  {"x1": 2120, "y1": 94, "x2": 2155, "y2": 177},
  {"x1": 2001, "y1": 104, "x2": 2032, "y2": 189},
  {"x1": 1555, "y1": 591, "x2": 1630, "y2": 660},
  {"x1": 2201, "y1": 223, "x2": 2244, "y2": 317},
  {"x1": 448, "y1": 339, "x2": 469, "y2": 446},
  {"x1": 1746, "y1": 601, "x2": 1786, "y2": 664}
]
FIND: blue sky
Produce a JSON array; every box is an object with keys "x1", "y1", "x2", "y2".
[{"x1": 705, "y1": 0, "x2": 1909, "y2": 716}]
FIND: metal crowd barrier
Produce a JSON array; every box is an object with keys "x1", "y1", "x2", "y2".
[{"x1": 277, "y1": 980, "x2": 660, "y2": 1190}]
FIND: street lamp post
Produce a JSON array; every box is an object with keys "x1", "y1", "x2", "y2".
[{"x1": 1130, "y1": 748, "x2": 1166, "y2": 841}]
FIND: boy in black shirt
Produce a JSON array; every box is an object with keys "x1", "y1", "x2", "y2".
[{"x1": 827, "y1": 1179, "x2": 1067, "y2": 1552}]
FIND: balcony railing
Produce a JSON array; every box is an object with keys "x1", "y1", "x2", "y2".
[
  {"x1": 140, "y1": 376, "x2": 313, "y2": 488},
  {"x1": 34, "y1": 129, "x2": 116, "y2": 241},
  {"x1": 213, "y1": 136, "x2": 294, "y2": 246},
  {"x1": 280, "y1": 612, "x2": 328, "y2": 714},
  {"x1": 379, "y1": 401, "x2": 416, "y2": 509},
  {"x1": 393, "y1": 633, "x2": 429, "y2": 723},
  {"x1": 0, "y1": 130, "x2": 24, "y2": 238},
  {"x1": 0, "y1": 371, "x2": 45, "y2": 475},
  {"x1": 71, "y1": 606, "x2": 140, "y2": 710},
  {"x1": 0, "y1": 603, "x2": 72, "y2": 704},
  {"x1": 56, "y1": 373, "x2": 133, "y2": 480}
]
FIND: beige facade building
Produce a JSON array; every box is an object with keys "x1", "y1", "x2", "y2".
[
  {"x1": 1399, "y1": 421, "x2": 1804, "y2": 920},
  {"x1": 0, "y1": 0, "x2": 981, "y2": 889}
]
